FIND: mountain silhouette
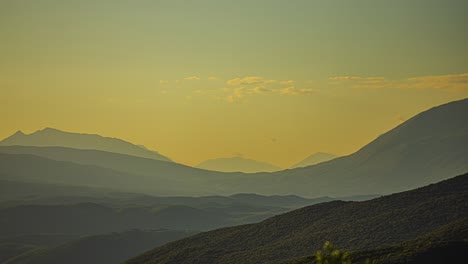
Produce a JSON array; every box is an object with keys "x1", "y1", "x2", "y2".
[
  {"x1": 291, "y1": 152, "x2": 337, "y2": 168},
  {"x1": 0, "y1": 128, "x2": 171, "y2": 162},
  {"x1": 125, "y1": 173, "x2": 468, "y2": 264},
  {"x1": 0, "y1": 99, "x2": 467, "y2": 197},
  {"x1": 196, "y1": 157, "x2": 282, "y2": 173}
]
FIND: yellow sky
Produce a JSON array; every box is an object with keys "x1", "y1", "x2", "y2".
[{"x1": 1, "y1": 1, "x2": 467, "y2": 167}]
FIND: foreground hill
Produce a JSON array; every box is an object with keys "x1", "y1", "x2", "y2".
[
  {"x1": 0, "y1": 128, "x2": 171, "y2": 162},
  {"x1": 290, "y1": 152, "x2": 337, "y2": 168},
  {"x1": 126, "y1": 173, "x2": 468, "y2": 264},
  {"x1": 196, "y1": 157, "x2": 282, "y2": 173},
  {"x1": 289, "y1": 219, "x2": 468, "y2": 264},
  {"x1": 2, "y1": 230, "x2": 196, "y2": 264}
]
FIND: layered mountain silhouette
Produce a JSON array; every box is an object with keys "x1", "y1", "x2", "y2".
[
  {"x1": 196, "y1": 157, "x2": 282, "y2": 173},
  {"x1": 291, "y1": 152, "x2": 337, "y2": 168},
  {"x1": 0, "y1": 99, "x2": 467, "y2": 197},
  {"x1": 125, "y1": 173, "x2": 468, "y2": 264},
  {"x1": 0, "y1": 128, "x2": 171, "y2": 162}
]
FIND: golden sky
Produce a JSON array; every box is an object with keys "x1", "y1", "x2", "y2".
[{"x1": 1, "y1": 0, "x2": 468, "y2": 168}]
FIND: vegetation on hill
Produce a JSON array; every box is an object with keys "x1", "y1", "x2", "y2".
[{"x1": 125, "y1": 173, "x2": 468, "y2": 264}]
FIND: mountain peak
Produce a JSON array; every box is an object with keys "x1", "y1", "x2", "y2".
[
  {"x1": 0, "y1": 127, "x2": 172, "y2": 162},
  {"x1": 13, "y1": 130, "x2": 25, "y2": 136}
]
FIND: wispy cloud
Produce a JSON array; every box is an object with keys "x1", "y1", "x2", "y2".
[
  {"x1": 159, "y1": 80, "x2": 170, "y2": 84},
  {"x1": 329, "y1": 73, "x2": 468, "y2": 91},
  {"x1": 280, "y1": 80, "x2": 295, "y2": 85},
  {"x1": 184, "y1": 76, "x2": 201, "y2": 81},
  {"x1": 227, "y1": 76, "x2": 276, "y2": 86},
  {"x1": 207, "y1": 76, "x2": 218, "y2": 81},
  {"x1": 277, "y1": 86, "x2": 318, "y2": 95}
]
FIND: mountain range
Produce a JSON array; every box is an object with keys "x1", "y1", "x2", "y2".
[
  {"x1": 0, "y1": 128, "x2": 171, "y2": 162},
  {"x1": 0, "y1": 99, "x2": 467, "y2": 198},
  {"x1": 196, "y1": 157, "x2": 282, "y2": 173}
]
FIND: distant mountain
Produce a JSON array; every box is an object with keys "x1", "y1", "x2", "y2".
[
  {"x1": 0, "y1": 128, "x2": 171, "y2": 162},
  {"x1": 1, "y1": 99, "x2": 467, "y2": 197},
  {"x1": 196, "y1": 157, "x2": 282, "y2": 173},
  {"x1": 2, "y1": 230, "x2": 196, "y2": 264},
  {"x1": 291, "y1": 152, "x2": 337, "y2": 168},
  {"x1": 0, "y1": 148, "x2": 244, "y2": 196},
  {"x1": 125, "y1": 173, "x2": 468, "y2": 264}
]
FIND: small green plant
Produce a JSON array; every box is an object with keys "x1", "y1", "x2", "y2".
[{"x1": 315, "y1": 241, "x2": 375, "y2": 264}]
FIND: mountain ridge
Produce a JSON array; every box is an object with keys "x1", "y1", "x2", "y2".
[
  {"x1": 291, "y1": 152, "x2": 337, "y2": 168},
  {"x1": 0, "y1": 128, "x2": 171, "y2": 162},
  {"x1": 196, "y1": 157, "x2": 282, "y2": 173}
]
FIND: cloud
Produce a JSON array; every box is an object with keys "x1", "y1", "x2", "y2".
[
  {"x1": 225, "y1": 87, "x2": 246, "y2": 103},
  {"x1": 184, "y1": 76, "x2": 201, "y2": 81},
  {"x1": 159, "y1": 80, "x2": 170, "y2": 84},
  {"x1": 227, "y1": 76, "x2": 276, "y2": 86},
  {"x1": 207, "y1": 76, "x2": 218, "y2": 81},
  {"x1": 277, "y1": 86, "x2": 319, "y2": 95},
  {"x1": 280, "y1": 80, "x2": 295, "y2": 85},
  {"x1": 329, "y1": 73, "x2": 468, "y2": 91}
]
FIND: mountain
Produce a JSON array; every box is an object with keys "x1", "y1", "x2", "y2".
[
  {"x1": 221, "y1": 98, "x2": 468, "y2": 196},
  {"x1": 196, "y1": 157, "x2": 282, "y2": 173},
  {"x1": 2, "y1": 230, "x2": 197, "y2": 264},
  {"x1": 291, "y1": 152, "x2": 337, "y2": 168},
  {"x1": 1, "y1": 99, "x2": 467, "y2": 197},
  {"x1": 0, "y1": 127, "x2": 171, "y2": 162},
  {"x1": 125, "y1": 173, "x2": 468, "y2": 264}
]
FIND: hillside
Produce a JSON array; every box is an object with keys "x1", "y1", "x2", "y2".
[
  {"x1": 125, "y1": 173, "x2": 468, "y2": 264},
  {"x1": 2, "y1": 230, "x2": 196, "y2": 264},
  {"x1": 0, "y1": 128, "x2": 171, "y2": 162},
  {"x1": 289, "y1": 219, "x2": 468, "y2": 264},
  {"x1": 226, "y1": 98, "x2": 468, "y2": 196},
  {"x1": 291, "y1": 152, "x2": 337, "y2": 168},
  {"x1": 196, "y1": 157, "x2": 282, "y2": 173}
]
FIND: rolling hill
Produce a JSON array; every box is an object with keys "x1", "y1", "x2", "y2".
[
  {"x1": 196, "y1": 157, "x2": 282, "y2": 173},
  {"x1": 0, "y1": 127, "x2": 171, "y2": 162},
  {"x1": 291, "y1": 152, "x2": 337, "y2": 168},
  {"x1": 2, "y1": 229, "x2": 197, "y2": 264},
  {"x1": 125, "y1": 172, "x2": 468, "y2": 264}
]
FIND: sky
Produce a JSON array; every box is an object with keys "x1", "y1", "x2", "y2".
[{"x1": 1, "y1": 0, "x2": 467, "y2": 168}]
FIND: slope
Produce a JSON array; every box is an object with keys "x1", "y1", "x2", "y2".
[
  {"x1": 291, "y1": 152, "x2": 337, "y2": 168},
  {"x1": 125, "y1": 172, "x2": 468, "y2": 264}
]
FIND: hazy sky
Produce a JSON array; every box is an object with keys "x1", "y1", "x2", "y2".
[{"x1": 1, "y1": 0, "x2": 467, "y2": 167}]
